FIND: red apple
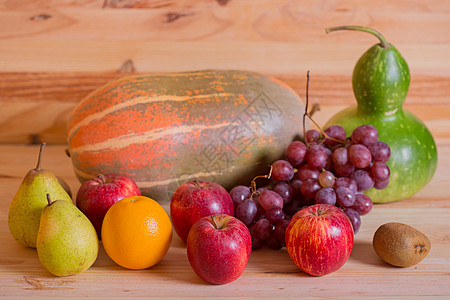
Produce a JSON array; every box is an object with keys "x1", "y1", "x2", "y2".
[
  {"x1": 170, "y1": 180, "x2": 234, "y2": 244},
  {"x1": 76, "y1": 173, "x2": 141, "y2": 239},
  {"x1": 187, "y1": 214, "x2": 251, "y2": 284},
  {"x1": 285, "y1": 204, "x2": 354, "y2": 276}
]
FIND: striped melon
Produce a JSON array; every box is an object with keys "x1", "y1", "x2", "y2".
[{"x1": 67, "y1": 70, "x2": 305, "y2": 203}]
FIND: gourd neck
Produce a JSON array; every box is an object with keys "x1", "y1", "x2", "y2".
[
  {"x1": 352, "y1": 44, "x2": 410, "y2": 116},
  {"x1": 326, "y1": 25, "x2": 410, "y2": 116},
  {"x1": 356, "y1": 104, "x2": 403, "y2": 118}
]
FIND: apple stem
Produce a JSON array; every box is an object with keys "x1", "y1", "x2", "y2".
[
  {"x1": 193, "y1": 179, "x2": 200, "y2": 187},
  {"x1": 35, "y1": 143, "x2": 46, "y2": 171},
  {"x1": 314, "y1": 208, "x2": 327, "y2": 216},
  {"x1": 98, "y1": 174, "x2": 106, "y2": 184},
  {"x1": 46, "y1": 193, "x2": 53, "y2": 205},
  {"x1": 210, "y1": 216, "x2": 220, "y2": 230}
]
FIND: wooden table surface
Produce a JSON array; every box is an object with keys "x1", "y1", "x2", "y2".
[
  {"x1": 1, "y1": 0, "x2": 450, "y2": 298},
  {"x1": 1, "y1": 144, "x2": 449, "y2": 298}
]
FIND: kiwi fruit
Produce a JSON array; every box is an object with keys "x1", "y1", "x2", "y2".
[{"x1": 372, "y1": 222, "x2": 431, "y2": 267}]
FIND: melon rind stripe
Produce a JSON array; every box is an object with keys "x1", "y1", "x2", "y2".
[
  {"x1": 70, "y1": 122, "x2": 234, "y2": 154},
  {"x1": 67, "y1": 92, "x2": 232, "y2": 140}
]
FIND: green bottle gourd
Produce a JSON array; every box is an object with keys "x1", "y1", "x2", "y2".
[{"x1": 325, "y1": 26, "x2": 437, "y2": 203}]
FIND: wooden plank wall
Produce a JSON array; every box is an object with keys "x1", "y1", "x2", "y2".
[{"x1": 1, "y1": 0, "x2": 449, "y2": 144}]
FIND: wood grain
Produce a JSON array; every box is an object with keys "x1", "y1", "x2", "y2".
[
  {"x1": 0, "y1": 144, "x2": 449, "y2": 298},
  {"x1": 0, "y1": 1, "x2": 450, "y2": 74},
  {"x1": 0, "y1": 71, "x2": 448, "y2": 144},
  {"x1": 0, "y1": 0, "x2": 449, "y2": 144}
]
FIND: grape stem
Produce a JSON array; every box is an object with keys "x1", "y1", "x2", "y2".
[
  {"x1": 250, "y1": 165, "x2": 273, "y2": 198},
  {"x1": 302, "y1": 71, "x2": 310, "y2": 143},
  {"x1": 309, "y1": 103, "x2": 320, "y2": 117},
  {"x1": 303, "y1": 71, "x2": 346, "y2": 147}
]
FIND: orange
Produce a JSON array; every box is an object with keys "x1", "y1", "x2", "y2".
[{"x1": 101, "y1": 196, "x2": 172, "y2": 270}]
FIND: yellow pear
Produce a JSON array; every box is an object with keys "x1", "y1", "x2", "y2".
[
  {"x1": 37, "y1": 194, "x2": 98, "y2": 276},
  {"x1": 8, "y1": 143, "x2": 72, "y2": 248}
]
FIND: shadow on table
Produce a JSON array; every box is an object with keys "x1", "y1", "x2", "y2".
[
  {"x1": 246, "y1": 247, "x2": 310, "y2": 277},
  {"x1": 350, "y1": 239, "x2": 382, "y2": 266}
]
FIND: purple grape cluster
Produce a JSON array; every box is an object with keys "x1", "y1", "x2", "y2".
[{"x1": 229, "y1": 124, "x2": 391, "y2": 250}]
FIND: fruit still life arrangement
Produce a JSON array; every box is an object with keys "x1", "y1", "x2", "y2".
[{"x1": 7, "y1": 25, "x2": 435, "y2": 284}]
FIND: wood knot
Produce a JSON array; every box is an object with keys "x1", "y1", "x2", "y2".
[
  {"x1": 30, "y1": 14, "x2": 52, "y2": 21},
  {"x1": 166, "y1": 11, "x2": 193, "y2": 23},
  {"x1": 24, "y1": 276, "x2": 74, "y2": 290},
  {"x1": 217, "y1": 0, "x2": 230, "y2": 6},
  {"x1": 30, "y1": 134, "x2": 42, "y2": 145}
]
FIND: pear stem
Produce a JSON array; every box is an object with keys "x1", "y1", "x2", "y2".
[
  {"x1": 36, "y1": 143, "x2": 46, "y2": 171},
  {"x1": 325, "y1": 25, "x2": 390, "y2": 49},
  {"x1": 46, "y1": 193, "x2": 52, "y2": 205}
]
